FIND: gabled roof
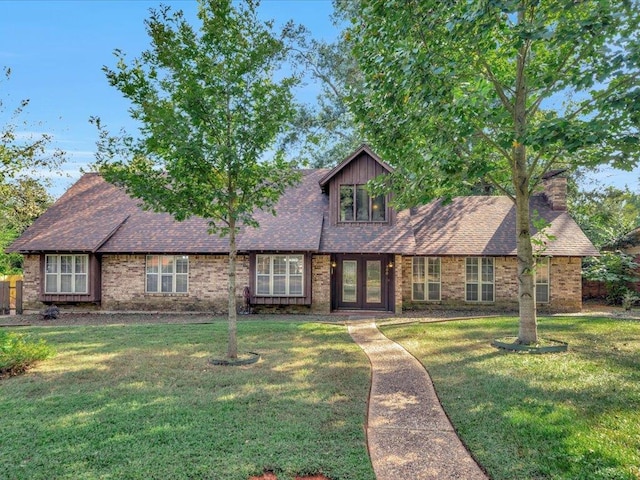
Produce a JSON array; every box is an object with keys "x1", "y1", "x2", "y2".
[
  {"x1": 8, "y1": 171, "x2": 327, "y2": 255},
  {"x1": 411, "y1": 195, "x2": 599, "y2": 256},
  {"x1": 318, "y1": 144, "x2": 394, "y2": 189},
  {"x1": 7, "y1": 173, "x2": 133, "y2": 253},
  {"x1": 8, "y1": 163, "x2": 598, "y2": 258}
]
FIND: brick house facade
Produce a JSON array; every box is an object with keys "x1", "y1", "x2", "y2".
[{"x1": 9, "y1": 145, "x2": 597, "y2": 315}]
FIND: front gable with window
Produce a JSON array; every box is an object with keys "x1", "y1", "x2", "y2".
[{"x1": 319, "y1": 145, "x2": 394, "y2": 226}]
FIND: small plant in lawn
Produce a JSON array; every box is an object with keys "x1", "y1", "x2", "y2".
[
  {"x1": 622, "y1": 290, "x2": 640, "y2": 311},
  {"x1": 0, "y1": 330, "x2": 55, "y2": 377}
]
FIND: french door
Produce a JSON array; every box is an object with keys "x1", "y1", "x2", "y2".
[{"x1": 335, "y1": 254, "x2": 391, "y2": 310}]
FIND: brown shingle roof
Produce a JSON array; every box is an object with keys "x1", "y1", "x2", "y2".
[
  {"x1": 411, "y1": 195, "x2": 599, "y2": 256},
  {"x1": 239, "y1": 170, "x2": 327, "y2": 252},
  {"x1": 8, "y1": 171, "x2": 598, "y2": 258},
  {"x1": 7, "y1": 173, "x2": 133, "y2": 252},
  {"x1": 319, "y1": 209, "x2": 416, "y2": 254}
]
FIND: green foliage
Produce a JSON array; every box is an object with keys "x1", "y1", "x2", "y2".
[
  {"x1": 0, "y1": 177, "x2": 53, "y2": 274},
  {"x1": 94, "y1": 1, "x2": 301, "y2": 235},
  {"x1": 347, "y1": 0, "x2": 640, "y2": 343},
  {"x1": 382, "y1": 316, "x2": 640, "y2": 480},
  {"x1": 94, "y1": 0, "x2": 303, "y2": 357},
  {"x1": 622, "y1": 290, "x2": 640, "y2": 310},
  {"x1": 286, "y1": 36, "x2": 363, "y2": 167},
  {"x1": 0, "y1": 330, "x2": 55, "y2": 377},
  {"x1": 348, "y1": 0, "x2": 640, "y2": 205},
  {"x1": 568, "y1": 182, "x2": 640, "y2": 249},
  {"x1": 583, "y1": 251, "x2": 639, "y2": 305}
]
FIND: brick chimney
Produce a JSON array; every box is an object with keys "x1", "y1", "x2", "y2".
[{"x1": 542, "y1": 170, "x2": 567, "y2": 211}]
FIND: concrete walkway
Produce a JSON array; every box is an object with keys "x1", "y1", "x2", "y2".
[{"x1": 348, "y1": 322, "x2": 488, "y2": 480}]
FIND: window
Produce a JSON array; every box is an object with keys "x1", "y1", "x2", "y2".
[
  {"x1": 466, "y1": 257, "x2": 494, "y2": 302},
  {"x1": 45, "y1": 254, "x2": 88, "y2": 294},
  {"x1": 146, "y1": 255, "x2": 188, "y2": 293},
  {"x1": 536, "y1": 257, "x2": 550, "y2": 303},
  {"x1": 256, "y1": 254, "x2": 304, "y2": 296},
  {"x1": 339, "y1": 184, "x2": 386, "y2": 222},
  {"x1": 412, "y1": 257, "x2": 441, "y2": 301}
]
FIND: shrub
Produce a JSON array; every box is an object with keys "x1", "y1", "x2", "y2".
[
  {"x1": 583, "y1": 251, "x2": 640, "y2": 305},
  {"x1": 0, "y1": 331, "x2": 55, "y2": 377}
]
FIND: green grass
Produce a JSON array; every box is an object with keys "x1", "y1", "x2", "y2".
[
  {"x1": 381, "y1": 316, "x2": 640, "y2": 480},
  {"x1": 0, "y1": 322, "x2": 374, "y2": 480}
]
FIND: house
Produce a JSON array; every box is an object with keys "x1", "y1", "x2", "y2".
[{"x1": 7, "y1": 145, "x2": 598, "y2": 315}]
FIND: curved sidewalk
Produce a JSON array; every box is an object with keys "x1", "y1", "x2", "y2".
[{"x1": 349, "y1": 322, "x2": 487, "y2": 480}]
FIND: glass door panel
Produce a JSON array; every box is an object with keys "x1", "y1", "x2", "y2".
[
  {"x1": 342, "y1": 260, "x2": 357, "y2": 303},
  {"x1": 366, "y1": 261, "x2": 381, "y2": 303}
]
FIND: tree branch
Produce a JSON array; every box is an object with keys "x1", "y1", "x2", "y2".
[
  {"x1": 486, "y1": 173, "x2": 515, "y2": 201},
  {"x1": 476, "y1": 55, "x2": 515, "y2": 115}
]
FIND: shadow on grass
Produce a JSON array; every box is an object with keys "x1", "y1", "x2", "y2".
[
  {"x1": 0, "y1": 322, "x2": 375, "y2": 480},
  {"x1": 381, "y1": 316, "x2": 640, "y2": 480}
]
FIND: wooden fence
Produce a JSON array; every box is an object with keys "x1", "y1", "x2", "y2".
[{"x1": 0, "y1": 275, "x2": 23, "y2": 315}]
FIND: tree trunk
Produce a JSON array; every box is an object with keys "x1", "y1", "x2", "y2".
[
  {"x1": 227, "y1": 218, "x2": 238, "y2": 359},
  {"x1": 513, "y1": 7, "x2": 537, "y2": 345},
  {"x1": 516, "y1": 186, "x2": 538, "y2": 344}
]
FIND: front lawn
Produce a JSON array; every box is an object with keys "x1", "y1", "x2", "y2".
[
  {"x1": 0, "y1": 321, "x2": 374, "y2": 480},
  {"x1": 381, "y1": 316, "x2": 640, "y2": 480}
]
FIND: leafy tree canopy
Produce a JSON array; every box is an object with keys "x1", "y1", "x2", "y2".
[
  {"x1": 346, "y1": 0, "x2": 640, "y2": 343},
  {"x1": 0, "y1": 177, "x2": 53, "y2": 274},
  {"x1": 286, "y1": 36, "x2": 363, "y2": 167},
  {"x1": 347, "y1": 0, "x2": 640, "y2": 206},
  {"x1": 569, "y1": 181, "x2": 640, "y2": 249},
  {"x1": 94, "y1": 0, "x2": 302, "y2": 358}
]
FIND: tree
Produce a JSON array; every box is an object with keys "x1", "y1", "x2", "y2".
[
  {"x1": 94, "y1": 0, "x2": 301, "y2": 358},
  {"x1": 0, "y1": 177, "x2": 53, "y2": 274},
  {"x1": 347, "y1": 0, "x2": 640, "y2": 344},
  {"x1": 286, "y1": 38, "x2": 362, "y2": 167},
  {"x1": 1, "y1": 67, "x2": 62, "y2": 274},
  {"x1": 568, "y1": 182, "x2": 640, "y2": 249}
]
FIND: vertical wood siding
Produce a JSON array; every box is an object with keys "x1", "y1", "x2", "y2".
[{"x1": 328, "y1": 152, "x2": 394, "y2": 225}]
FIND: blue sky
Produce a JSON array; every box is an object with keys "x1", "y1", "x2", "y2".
[
  {"x1": 1, "y1": 0, "x2": 638, "y2": 198},
  {"x1": 1, "y1": 0, "x2": 339, "y2": 197}
]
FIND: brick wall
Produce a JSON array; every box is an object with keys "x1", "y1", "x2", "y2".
[
  {"x1": 21, "y1": 252, "x2": 585, "y2": 315},
  {"x1": 311, "y1": 254, "x2": 331, "y2": 314},
  {"x1": 402, "y1": 255, "x2": 583, "y2": 313},
  {"x1": 21, "y1": 254, "x2": 42, "y2": 311},
  {"x1": 549, "y1": 257, "x2": 583, "y2": 312},
  {"x1": 101, "y1": 254, "x2": 249, "y2": 312}
]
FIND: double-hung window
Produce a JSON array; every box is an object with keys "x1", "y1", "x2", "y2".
[
  {"x1": 146, "y1": 255, "x2": 189, "y2": 293},
  {"x1": 45, "y1": 254, "x2": 88, "y2": 294},
  {"x1": 256, "y1": 254, "x2": 304, "y2": 296},
  {"x1": 339, "y1": 184, "x2": 386, "y2": 222},
  {"x1": 536, "y1": 257, "x2": 550, "y2": 303},
  {"x1": 412, "y1": 257, "x2": 441, "y2": 301},
  {"x1": 466, "y1": 257, "x2": 494, "y2": 302}
]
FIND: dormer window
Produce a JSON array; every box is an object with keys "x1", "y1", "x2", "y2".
[{"x1": 340, "y1": 184, "x2": 386, "y2": 222}]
